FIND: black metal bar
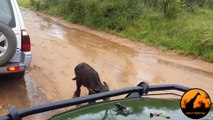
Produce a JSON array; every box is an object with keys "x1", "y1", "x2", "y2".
[
  {"x1": 8, "y1": 106, "x2": 20, "y2": 120},
  {"x1": 148, "y1": 84, "x2": 190, "y2": 92},
  {"x1": 0, "y1": 84, "x2": 190, "y2": 120},
  {"x1": 0, "y1": 116, "x2": 10, "y2": 120},
  {"x1": 19, "y1": 86, "x2": 144, "y2": 117}
]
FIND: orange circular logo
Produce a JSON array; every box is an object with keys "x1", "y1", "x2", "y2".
[{"x1": 180, "y1": 88, "x2": 212, "y2": 119}]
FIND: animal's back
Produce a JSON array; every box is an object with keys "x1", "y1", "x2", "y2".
[{"x1": 74, "y1": 63, "x2": 102, "y2": 88}]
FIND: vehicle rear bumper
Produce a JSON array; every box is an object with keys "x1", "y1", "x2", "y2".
[{"x1": 0, "y1": 52, "x2": 32, "y2": 74}]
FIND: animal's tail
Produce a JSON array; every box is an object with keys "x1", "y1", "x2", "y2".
[{"x1": 72, "y1": 77, "x2": 76, "y2": 80}]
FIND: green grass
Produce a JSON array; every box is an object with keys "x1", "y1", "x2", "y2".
[
  {"x1": 17, "y1": 0, "x2": 31, "y2": 7},
  {"x1": 18, "y1": 0, "x2": 213, "y2": 62},
  {"x1": 119, "y1": 8, "x2": 213, "y2": 62}
]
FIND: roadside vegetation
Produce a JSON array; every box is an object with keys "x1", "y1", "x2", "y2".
[
  {"x1": 18, "y1": 0, "x2": 213, "y2": 62},
  {"x1": 17, "y1": 0, "x2": 31, "y2": 7}
]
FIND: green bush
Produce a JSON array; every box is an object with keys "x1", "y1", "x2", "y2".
[
  {"x1": 28, "y1": 0, "x2": 142, "y2": 31},
  {"x1": 205, "y1": 0, "x2": 213, "y2": 9},
  {"x1": 17, "y1": 0, "x2": 30, "y2": 7},
  {"x1": 141, "y1": 0, "x2": 182, "y2": 19}
]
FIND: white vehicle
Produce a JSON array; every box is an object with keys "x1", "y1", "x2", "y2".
[{"x1": 0, "y1": 0, "x2": 32, "y2": 79}]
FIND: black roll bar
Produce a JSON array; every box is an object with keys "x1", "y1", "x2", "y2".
[{"x1": 0, "y1": 82, "x2": 190, "y2": 120}]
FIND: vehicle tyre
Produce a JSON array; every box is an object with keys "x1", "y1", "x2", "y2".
[
  {"x1": 12, "y1": 71, "x2": 25, "y2": 79},
  {"x1": 0, "y1": 22, "x2": 17, "y2": 66}
]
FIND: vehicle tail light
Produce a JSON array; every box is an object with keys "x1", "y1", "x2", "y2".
[
  {"x1": 21, "y1": 30, "x2": 31, "y2": 52},
  {"x1": 7, "y1": 66, "x2": 20, "y2": 71}
]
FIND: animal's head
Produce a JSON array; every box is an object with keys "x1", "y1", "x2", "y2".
[
  {"x1": 102, "y1": 82, "x2": 110, "y2": 101},
  {"x1": 89, "y1": 82, "x2": 110, "y2": 101},
  {"x1": 197, "y1": 92, "x2": 201, "y2": 96},
  {"x1": 92, "y1": 82, "x2": 109, "y2": 93},
  {"x1": 102, "y1": 82, "x2": 109, "y2": 92}
]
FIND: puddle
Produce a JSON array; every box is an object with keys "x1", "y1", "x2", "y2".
[
  {"x1": 24, "y1": 72, "x2": 50, "y2": 106},
  {"x1": 0, "y1": 74, "x2": 30, "y2": 115},
  {"x1": 136, "y1": 71, "x2": 154, "y2": 81},
  {"x1": 0, "y1": 72, "x2": 52, "y2": 119},
  {"x1": 48, "y1": 24, "x2": 66, "y2": 40},
  {"x1": 135, "y1": 54, "x2": 159, "y2": 63},
  {"x1": 136, "y1": 53, "x2": 213, "y2": 78}
]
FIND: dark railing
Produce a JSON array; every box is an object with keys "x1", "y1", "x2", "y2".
[{"x1": 0, "y1": 82, "x2": 190, "y2": 120}]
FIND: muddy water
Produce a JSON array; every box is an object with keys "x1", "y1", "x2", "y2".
[
  {"x1": 0, "y1": 75, "x2": 30, "y2": 115},
  {"x1": 0, "y1": 72, "x2": 51, "y2": 119},
  {"x1": 0, "y1": 8, "x2": 213, "y2": 119}
]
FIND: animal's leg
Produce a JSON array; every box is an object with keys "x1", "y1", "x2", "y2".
[
  {"x1": 88, "y1": 89, "x2": 96, "y2": 104},
  {"x1": 73, "y1": 82, "x2": 82, "y2": 107},
  {"x1": 73, "y1": 88, "x2": 80, "y2": 98},
  {"x1": 73, "y1": 81, "x2": 82, "y2": 98}
]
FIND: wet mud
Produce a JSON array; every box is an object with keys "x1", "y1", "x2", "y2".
[{"x1": 0, "y1": 8, "x2": 212, "y2": 119}]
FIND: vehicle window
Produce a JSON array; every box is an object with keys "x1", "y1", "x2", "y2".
[{"x1": 0, "y1": 0, "x2": 16, "y2": 28}]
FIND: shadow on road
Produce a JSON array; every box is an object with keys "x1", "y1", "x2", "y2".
[
  {"x1": 0, "y1": 74, "x2": 30, "y2": 116},
  {"x1": 0, "y1": 74, "x2": 26, "y2": 93},
  {"x1": 0, "y1": 74, "x2": 23, "y2": 80},
  {"x1": 0, "y1": 74, "x2": 54, "y2": 119}
]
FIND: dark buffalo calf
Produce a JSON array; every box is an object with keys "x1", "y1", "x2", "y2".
[{"x1": 72, "y1": 62, "x2": 109, "y2": 103}]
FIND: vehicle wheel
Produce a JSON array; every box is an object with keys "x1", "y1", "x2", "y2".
[
  {"x1": 0, "y1": 22, "x2": 17, "y2": 66},
  {"x1": 12, "y1": 71, "x2": 25, "y2": 79}
]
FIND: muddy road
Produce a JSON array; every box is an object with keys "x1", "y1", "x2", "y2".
[{"x1": 0, "y1": 9, "x2": 213, "y2": 119}]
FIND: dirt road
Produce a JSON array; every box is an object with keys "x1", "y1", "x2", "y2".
[{"x1": 0, "y1": 8, "x2": 213, "y2": 119}]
